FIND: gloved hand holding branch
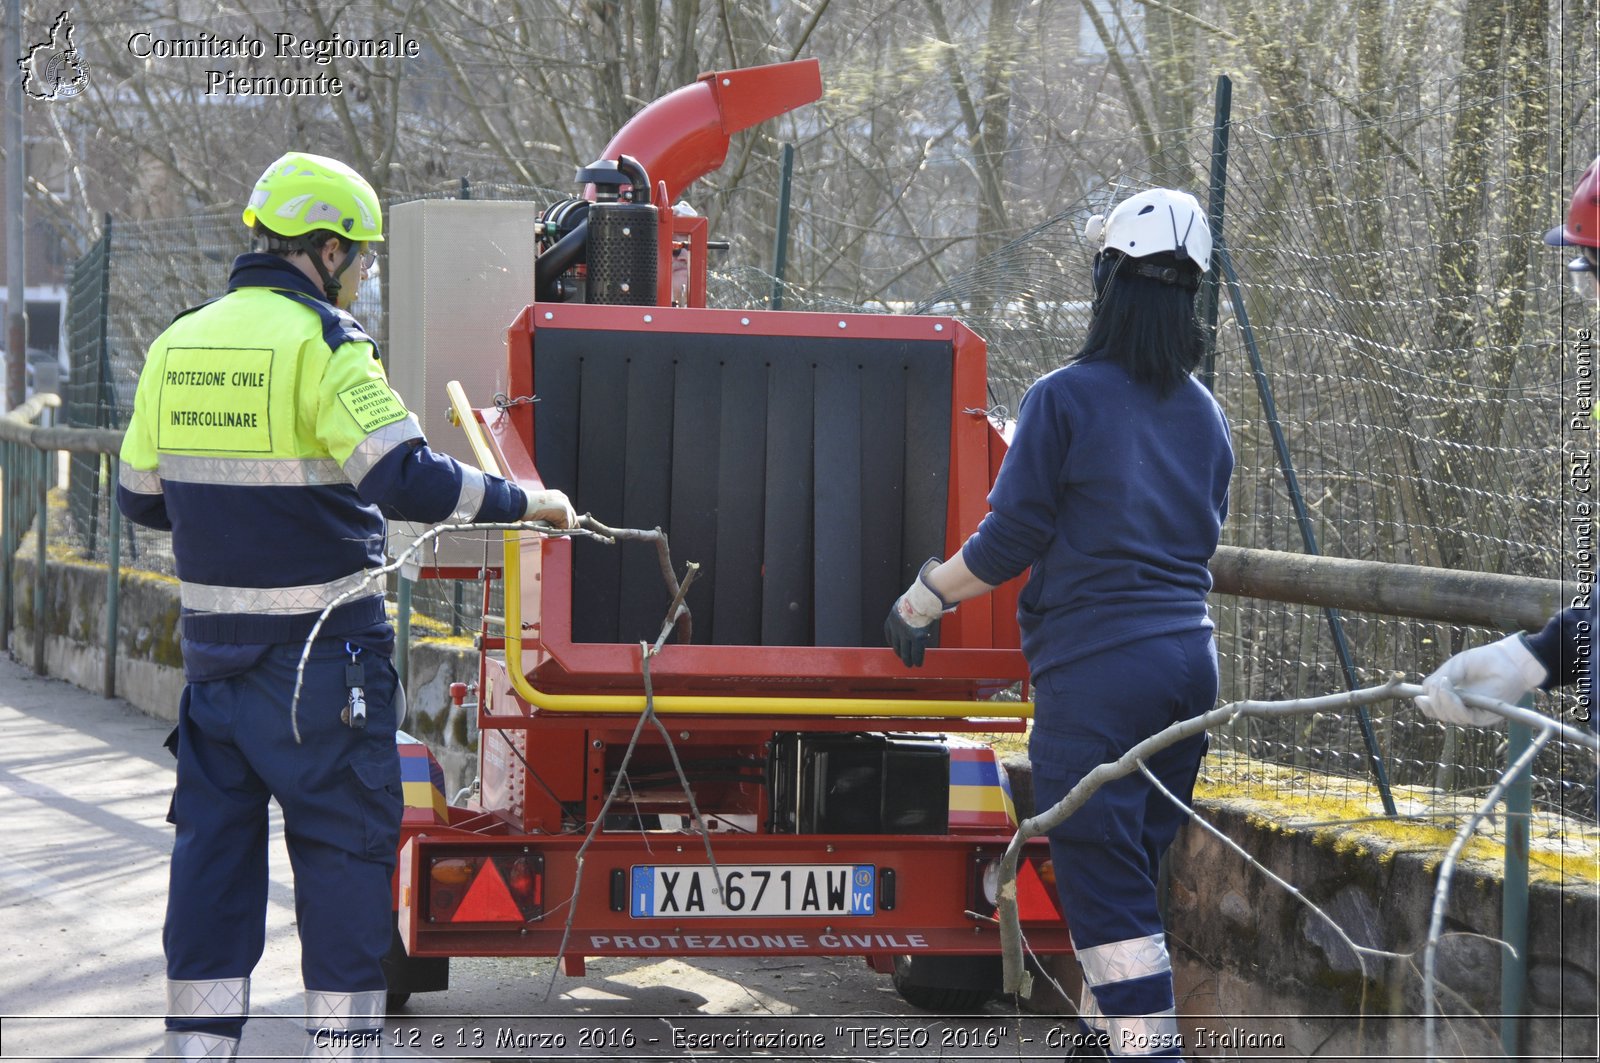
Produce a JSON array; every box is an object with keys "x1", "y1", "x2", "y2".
[{"x1": 1415, "y1": 633, "x2": 1549, "y2": 727}]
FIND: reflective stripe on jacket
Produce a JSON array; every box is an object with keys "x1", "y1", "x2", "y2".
[{"x1": 117, "y1": 254, "x2": 526, "y2": 643}]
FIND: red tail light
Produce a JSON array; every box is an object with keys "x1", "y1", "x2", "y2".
[
  {"x1": 1015, "y1": 856, "x2": 1063, "y2": 923},
  {"x1": 970, "y1": 850, "x2": 1064, "y2": 924},
  {"x1": 428, "y1": 852, "x2": 544, "y2": 924}
]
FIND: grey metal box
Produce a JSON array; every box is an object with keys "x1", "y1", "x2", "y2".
[{"x1": 384, "y1": 199, "x2": 544, "y2": 570}]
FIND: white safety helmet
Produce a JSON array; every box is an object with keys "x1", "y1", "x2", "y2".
[{"x1": 1086, "y1": 188, "x2": 1212, "y2": 272}]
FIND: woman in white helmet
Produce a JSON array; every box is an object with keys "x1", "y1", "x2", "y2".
[{"x1": 887, "y1": 189, "x2": 1234, "y2": 1060}]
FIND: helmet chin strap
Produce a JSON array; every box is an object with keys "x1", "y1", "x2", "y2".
[
  {"x1": 309, "y1": 240, "x2": 360, "y2": 305},
  {"x1": 255, "y1": 229, "x2": 360, "y2": 304},
  {"x1": 1091, "y1": 249, "x2": 1123, "y2": 312}
]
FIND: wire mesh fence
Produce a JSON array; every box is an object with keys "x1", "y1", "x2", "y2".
[
  {"x1": 56, "y1": 71, "x2": 1600, "y2": 838},
  {"x1": 910, "y1": 70, "x2": 1599, "y2": 832}
]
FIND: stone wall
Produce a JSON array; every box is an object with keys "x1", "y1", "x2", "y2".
[
  {"x1": 13, "y1": 540, "x2": 1597, "y2": 1060},
  {"x1": 1167, "y1": 802, "x2": 1597, "y2": 1061},
  {"x1": 10, "y1": 532, "x2": 482, "y2": 782}
]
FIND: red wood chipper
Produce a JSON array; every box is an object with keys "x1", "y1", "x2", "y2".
[{"x1": 381, "y1": 58, "x2": 1070, "y2": 1013}]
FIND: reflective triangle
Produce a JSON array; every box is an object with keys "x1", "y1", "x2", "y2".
[
  {"x1": 1016, "y1": 859, "x2": 1062, "y2": 921},
  {"x1": 452, "y1": 860, "x2": 523, "y2": 923}
]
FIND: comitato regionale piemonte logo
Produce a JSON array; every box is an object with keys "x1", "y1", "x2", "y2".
[{"x1": 19, "y1": 11, "x2": 90, "y2": 101}]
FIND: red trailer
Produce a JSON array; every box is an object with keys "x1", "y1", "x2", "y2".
[{"x1": 382, "y1": 59, "x2": 1070, "y2": 1013}]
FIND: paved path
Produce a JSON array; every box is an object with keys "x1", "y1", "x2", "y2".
[
  {"x1": 0, "y1": 654, "x2": 322, "y2": 1060},
  {"x1": 0, "y1": 656, "x2": 1047, "y2": 1062}
]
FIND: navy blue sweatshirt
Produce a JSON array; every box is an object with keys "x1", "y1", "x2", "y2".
[
  {"x1": 961, "y1": 360, "x2": 1233, "y2": 678},
  {"x1": 1525, "y1": 604, "x2": 1596, "y2": 729}
]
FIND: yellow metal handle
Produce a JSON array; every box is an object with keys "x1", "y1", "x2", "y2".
[
  {"x1": 450, "y1": 380, "x2": 1032, "y2": 719},
  {"x1": 442, "y1": 380, "x2": 542, "y2": 702},
  {"x1": 500, "y1": 685, "x2": 1033, "y2": 718},
  {"x1": 446, "y1": 379, "x2": 503, "y2": 477},
  {"x1": 504, "y1": 534, "x2": 1030, "y2": 717}
]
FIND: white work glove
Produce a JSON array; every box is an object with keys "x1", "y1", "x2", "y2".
[
  {"x1": 523, "y1": 488, "x2": 576, "y2": 530},
  {"x1": 1415, "y1": 634, "x2": 1547, "y2": 727},
  {"x1": 884, "y1": 558, "x2": 951, "y2": 668}
]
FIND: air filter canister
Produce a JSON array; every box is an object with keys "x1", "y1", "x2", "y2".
[{"x1": 586, "y1": 202, "x2": 658, "y2": 304}]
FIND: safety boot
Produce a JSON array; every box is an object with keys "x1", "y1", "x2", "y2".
[{"x1": 1065, "y1": 1021, "x2": 1110, "y2": 1059}]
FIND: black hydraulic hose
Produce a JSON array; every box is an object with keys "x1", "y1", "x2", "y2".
[{"x1": 534, "y1": 218, "x2": 588, "y2": 302}]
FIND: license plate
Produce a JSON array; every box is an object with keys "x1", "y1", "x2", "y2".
[{"x1": 629, "y1": 864, "x2": 875, "y2": 918}]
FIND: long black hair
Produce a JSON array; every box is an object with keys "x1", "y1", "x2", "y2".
[{"x1": 1073, "y1": 249, "x2": 1204, "y2": 397}]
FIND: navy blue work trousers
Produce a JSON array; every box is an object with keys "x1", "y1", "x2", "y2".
[
  {"x1": 1029, "y1": 628, "x2": 1216, "y2": 1059},
  {"x1": 163, "y1": 641, "x2": 402, "y2": 1040}
]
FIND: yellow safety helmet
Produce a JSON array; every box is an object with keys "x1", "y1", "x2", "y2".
[{"x1": 242, "y1": 151, "x2": 384, "y2": 243}]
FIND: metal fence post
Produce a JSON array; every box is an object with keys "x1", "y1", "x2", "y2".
[
  {"x1": 1216, "y1": 234, "x2": 1398, "y2": 816},
  {"x1": 97, "y1": 215, "x2": 113, "y2": 426},
  {"x1": 104, "y1": 454, "x2": 121, "y2": 698},
  {"x1": 1500, "y1": 711, "x2": 1532, "y2": 1055},
  {"x1": 769, "y1": 143, "x2": 795, "y2": 311},
  {"x1": 396, "y1": 573, "x2": 412, "y2": 689},
  {"x1": 1, "y1": 439, "x2": 11, "y2": 651},
  {"x1": 93, "y1": 215, "x2": 113, "y2": 557},
  {"x1": 32, "y1": 442, "x2": 46, "y2": 674},
  {"x1": 1199, "y1": 74, "x2": 1231, "y2": 392}
]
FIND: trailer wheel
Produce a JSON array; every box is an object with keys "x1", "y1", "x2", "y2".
[
  {"x1": 891, "y1": 955, "x2": 995, "y2": 1013},
  {"x1": 381, "y1": 920, "x2": 447, "y2": 1012}
]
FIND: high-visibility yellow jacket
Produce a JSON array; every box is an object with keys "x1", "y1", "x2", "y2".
[{"x1": 118, "y1": 254, "x2": 526, "y2": 644}]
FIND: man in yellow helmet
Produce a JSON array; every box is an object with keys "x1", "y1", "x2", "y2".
[{"x1": 120, "y1": 152, "x2": 574, "y2": 1061}]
